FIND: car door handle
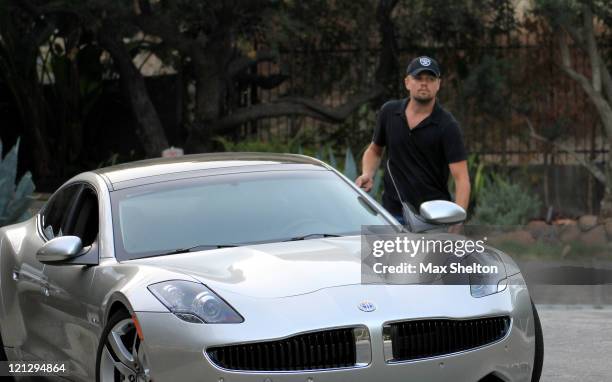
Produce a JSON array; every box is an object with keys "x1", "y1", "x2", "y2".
[{"x1": 12, "y1": 270, "x2": 19, "y2": 281}]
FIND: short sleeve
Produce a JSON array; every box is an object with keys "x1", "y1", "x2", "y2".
[
  {"x1": 442, "y1": 121, "x2": 468, "y2": 164},
  {"x1": 372, "y1": 105, "x2": 388, "y2": 146}
]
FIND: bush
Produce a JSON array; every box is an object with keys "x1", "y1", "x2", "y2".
[
  {"x1": 471, "y1": 176, "x2": 541, "y2": 226},
  {"x1": 0, "y1": 139, "x2": 36, "y2": 227}
]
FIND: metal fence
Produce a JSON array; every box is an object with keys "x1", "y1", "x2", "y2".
[{"x1": 242, "y1": 40, "x2": 610, "y2": 168}]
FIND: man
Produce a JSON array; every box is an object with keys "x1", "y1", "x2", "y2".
[{"x1": 356, "y1": 56, "x2": 470, "y2": 225}]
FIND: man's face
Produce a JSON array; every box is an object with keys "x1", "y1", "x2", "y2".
[{"x1": 404, "y1": 72, "x2": 441, "y2": 103}]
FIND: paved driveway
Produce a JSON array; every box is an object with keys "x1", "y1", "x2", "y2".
[{"x1": 539, "y1": 306, "x2": 612, "y2": 382}]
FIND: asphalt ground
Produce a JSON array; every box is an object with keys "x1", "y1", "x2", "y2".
[{"x1": 538, "y1": 305, "x2": 612, "y2": 382}]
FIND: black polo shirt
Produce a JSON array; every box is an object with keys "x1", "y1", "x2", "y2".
[{"x1": 373, "y1": 98, "x2": 467, "y2": 215}]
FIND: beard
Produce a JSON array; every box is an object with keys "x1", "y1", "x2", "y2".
[{"x1": 412, "y1": 93, "x2": 434, "y2": 104}]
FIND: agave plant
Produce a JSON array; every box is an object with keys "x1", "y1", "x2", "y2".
[{"x1": 0, "y1": 139, "x2": 36, "y2": 227}]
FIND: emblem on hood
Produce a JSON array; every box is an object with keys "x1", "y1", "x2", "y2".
[{"x1": 358, "y1": 301, "x2": 376, "y2": 312}]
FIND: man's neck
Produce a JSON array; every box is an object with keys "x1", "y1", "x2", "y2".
[{"x1": 407, "y1": 98, "x2": 435, "y2": 115}]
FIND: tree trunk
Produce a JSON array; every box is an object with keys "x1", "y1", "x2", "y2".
[
  {"x1": 23, "y1": 96, "x2": 52, "y2": 178},
  {"x1": 185, "y1": 39, "x2": 231, "y2": 152},
  {"x1": 375, "y1": 0, "x2": 399, "y2": 97},
  {"x1": 98, "y1": 22, "x2": 169, "y2": 157}
]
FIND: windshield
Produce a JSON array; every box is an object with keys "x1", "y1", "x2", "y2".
[{"x1": 110, "y1": 169, "x2": 392, "y2": 260}]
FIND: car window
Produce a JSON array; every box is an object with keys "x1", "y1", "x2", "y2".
[
  {"x1": 65, "y1": 187, "x2": 99, "y2": 247},
  {"x1": 111, "y1": 170, "x2": 392, "y2": 260},
  {"x1": 41, "y1": 184, "x2": 81, "y2": 240}
]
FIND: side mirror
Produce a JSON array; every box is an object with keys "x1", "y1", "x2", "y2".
[
  {"x1": 419, "y1": 200, "x2": 466, "y2": 224},
  {"x1": 37, "y1": 236, "x2": 83, "y2": 264}
]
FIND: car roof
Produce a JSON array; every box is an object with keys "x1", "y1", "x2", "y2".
[{"x1": 92, "y1": 152, "x2": 330, "y2": 189}]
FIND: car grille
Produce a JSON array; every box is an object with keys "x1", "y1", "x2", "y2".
[
  {"x1": 386, "y1": 316, "x2": 511, "y2": 361},
  {"x1": 207, "y1": 328, "x2": 357, "y2": 371}
]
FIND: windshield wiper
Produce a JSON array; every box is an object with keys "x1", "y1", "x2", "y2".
[
  {"x1": 285, "y1": 233, "x2": 342, "y2": 241},
  {"x1": 154, "y1": 244, "x2": 238, "y2": 257}
]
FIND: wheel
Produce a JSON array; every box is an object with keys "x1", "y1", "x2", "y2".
[
  {"x1": 531, "y1": 300, "x2": 544, "y2": 382},
  {"x1": 0, "y1": 332, "x2": 8, "y2": 361},
  {"x1": 96, "y1": 310, "x2": 151, "y2": 382}
]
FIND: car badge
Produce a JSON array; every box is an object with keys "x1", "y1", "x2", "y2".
[{"x1": 358, "y1": 301, "x2": 376, "y2": 312}]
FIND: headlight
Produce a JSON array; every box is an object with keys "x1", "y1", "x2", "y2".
[
  {"x1": 469, "y1": 250, "x2": 508, "y2": 298},
  {"x1": 148, "y1": 280, "x2": 244, "y2": 324}
]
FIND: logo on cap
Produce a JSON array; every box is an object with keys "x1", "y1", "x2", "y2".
[{"x1": 419, "y1": 57, "x2": 431, "y2": 66}]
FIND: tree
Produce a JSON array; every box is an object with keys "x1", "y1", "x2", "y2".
[
  {"x1": 132, "y1": 0, "x2": 396, "y2": 151},
  {"x1": 534, "y1": 0, "x2": 612, "y2": 218},
  {"x1": 0, "y1": 1, "x2": 54, "y2": 177}
]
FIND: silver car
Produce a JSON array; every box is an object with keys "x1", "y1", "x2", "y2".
[{"x1": 0, "y1": 153, "x2": 543, "y2": 382}]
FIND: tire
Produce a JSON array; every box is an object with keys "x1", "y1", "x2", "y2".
[
  {"x1": 95, "y1": 309, "x2": 151, "y2": 382},
  {"x1": 531, "y1": 300, "x2": 544, "y2": 382},
  {"x1": 0, "y1": 332, "x2": 7, "y2": 361},
  {"x1": 0, "y1": 331, "x2": 14, "y2": 381}
]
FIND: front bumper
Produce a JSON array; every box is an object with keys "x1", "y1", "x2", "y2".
[{"x1": 136, "y1": 274, "x2": 535, "y2": 382}]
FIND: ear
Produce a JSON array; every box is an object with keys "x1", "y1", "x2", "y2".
[
  {"x1": 433, "y1": 77, "x2": 442, "y2": 90},
  {"x1": 404, "y1": 76, "x2": 410, "y2": 90}
]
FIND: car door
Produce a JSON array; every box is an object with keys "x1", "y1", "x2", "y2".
[
  {"x1": 14, "y1": 183, "x2": 81, "y2": 359},
  {"x1": 40, "y1": 184, "x2": 100, "y2": 380}
]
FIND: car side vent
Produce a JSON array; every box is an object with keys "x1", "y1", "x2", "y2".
[
  {"x1": 207, "y1": 327, "x2": 362, "y2": 371},
  {"x1": 385, "y1": 316, "x2": 511, "y2": 362}
]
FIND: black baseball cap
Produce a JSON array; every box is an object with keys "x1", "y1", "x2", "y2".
[{"x1": 406, "y1": 56, "x2": 441, "y2": 77}]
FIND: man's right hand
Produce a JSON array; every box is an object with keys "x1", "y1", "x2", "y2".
[{"x1": 355, "y1": 174, "x2": 374, "y2": 192}]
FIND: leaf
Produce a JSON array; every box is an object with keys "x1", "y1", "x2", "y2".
[
  {"x1": 327, "y1": 145, "x2": 337, "y2": 168},
  {"x1": 0, "y1": 138, "x2": 20, "y2": 189},
  {"x1": 0, "y1": 178, "x2": 10, "y2": 216},
  {"x1": 370, "y1": 169, "x2": 383, "y2": 199},
  {"x1": 5, "y1": 195, "x2": 34, "y2": 223},
  {"x1": 0, "y1": 139, "x2": 36, "y2": 226},
  {"x1": 343, "y1": 146, "x2": 357, "y2": 181},
  {"x1": 315, "y1": 146, "x2": 324, "y2": 160},
  {"x1": 213, "y1": 136, "x2": 234, "y2": 151},
  {"x1": 14, "y1": 171, "x2": 35, "y2": 199}
]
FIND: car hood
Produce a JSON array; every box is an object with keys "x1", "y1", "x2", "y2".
[{"x1": 128, "y1": 236, "x2": 364, "y2": 298}]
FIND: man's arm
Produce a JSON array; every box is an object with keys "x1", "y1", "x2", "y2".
[
  {"x1": 449, "y1": 160, "x2": 470, "y2": 211},
  {"x1": 355, "y1": 143, "x2": 384, "y2": 192}
]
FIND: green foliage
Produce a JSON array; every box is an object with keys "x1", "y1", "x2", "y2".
[
  {"x1": 461, "y1": 55, "x2": 513, "y2": 120},
  {"x1": 343, "y1": 146, "x2": 357, "y2": 181},
  {"x1": 279, "y1": 0, "x2": 378, "y2": 95},
  {"x1": 469, "y1": 154, "x2": 486, "y2": 207},
  {"x1": 495, "y1": 239, "x2": 611, "y2": 260},
  {"x1": 448, "y1": 153, "x2": 487, "y2": 211},
  {"x1": 396, "y1": 0, "x2": 516, "y2": 48},
  {"x1": 471, "y1": 175, "x2": 541, "y2": 226},
  {"x1": 213, "y1": 136, "x2": 298, "y2": 153},
  {"x1": 533, "y1": 0, "x2": 581, "y2": 28},
  {"x1": 0, "y1": 139, "x2": 36, "y2": 226},
  {"x1": 213, "y1": 137, "x2": 384, "y2": 200}
]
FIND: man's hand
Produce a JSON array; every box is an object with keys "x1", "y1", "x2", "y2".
[
  {"x1": 355, "y1": 174, "x2": 374, "y2": 192},
  {"x1": 357, "y1": 143, "x2": 384, "y2": 193}
]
